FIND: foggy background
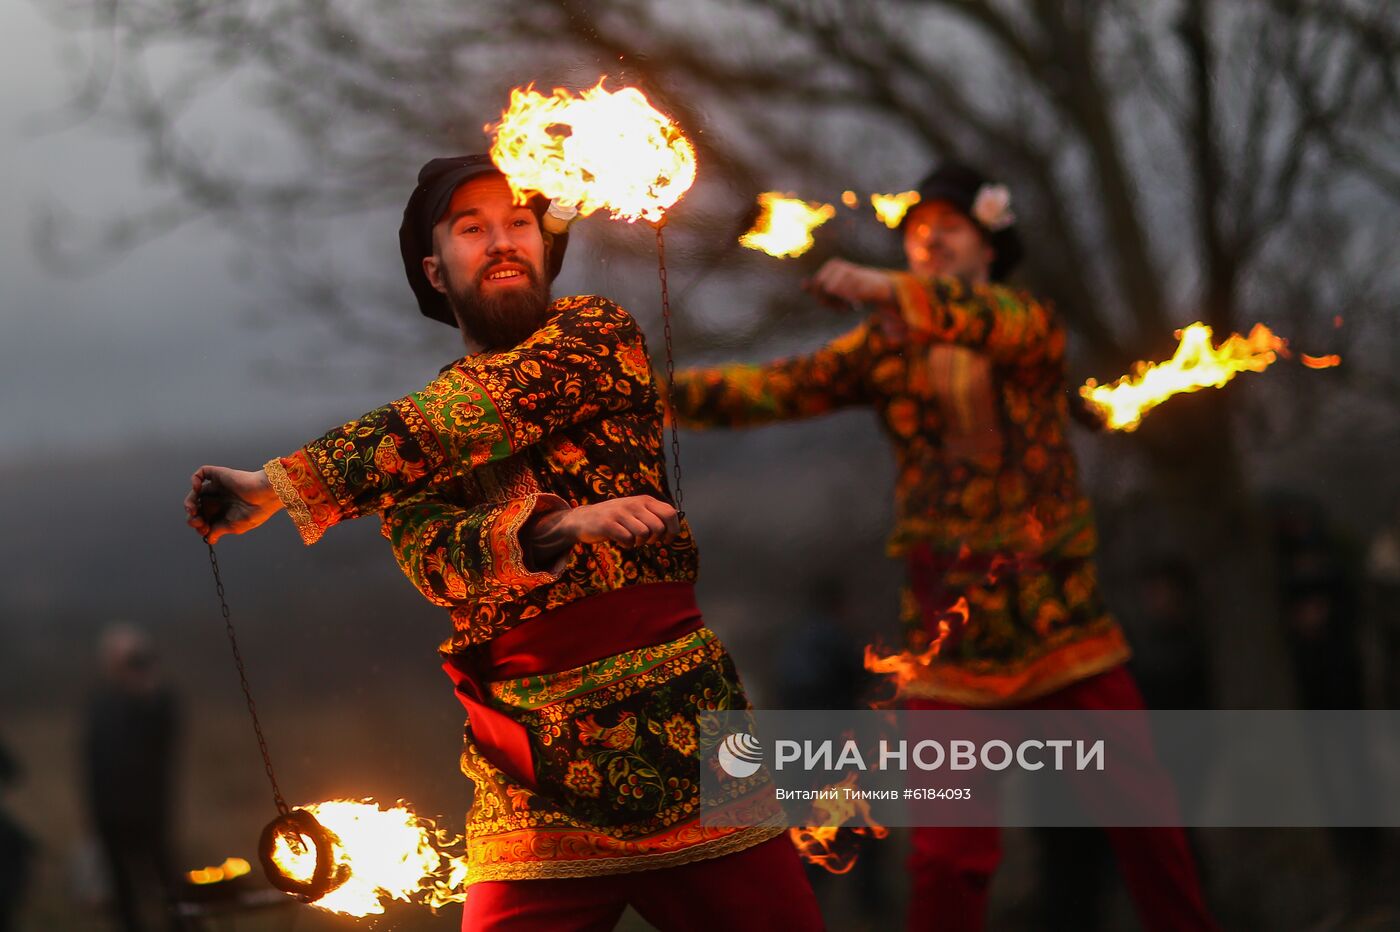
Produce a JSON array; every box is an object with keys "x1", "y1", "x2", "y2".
[{"x1": 3, "y1": 0, "x2": 1398, "y2": 929}]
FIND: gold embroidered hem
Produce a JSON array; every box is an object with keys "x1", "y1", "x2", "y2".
[
  {"x1": 263, "y1": 457, "x2": 318, "y2": 545},
  {"x1": 455, "y1": 626, "x2": 771, "y2": 885},
  {"x1": 486, "y1": 493, "x2": 570, "y2": 589},
  {"x1": 465, "y1": 824, "x2": 788, "y2": 884},
  {"x1": 901, "y1": 627, "x2": 1132, "y2": 707}
]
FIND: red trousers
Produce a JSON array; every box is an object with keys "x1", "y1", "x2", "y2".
[
  {"x1": 906, "y1": 665, "x2": 1219, "y2": 932},
  {"x1": 459, "y1": 835, "x2": 824, "y2": 931}
]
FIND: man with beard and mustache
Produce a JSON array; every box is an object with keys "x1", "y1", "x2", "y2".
[
  {"x1": 184, "y1": 155, "x2": 823, "y2": 931},
  {"x1": 667, "y1": 162, "x2": 1218, "y2": 931}
]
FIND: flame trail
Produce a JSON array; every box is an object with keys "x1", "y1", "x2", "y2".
[
  {"x1": 187, "y1": 857, "x2": 251, "y2": 885},
  {"x1": 864, "y1": 597, "x2": 970, "y2": 695},
  {"x1": 789, "y1": 772, "x2": 889, "y2": 874},
  {"x1": 269, "y1": 799, "x2": 468, "y2": 917},
  {"x1": 1079, "y1": 323, "x2": 1287, "y2": 431},
  {"x1": 739, "y1": 193, "x2": 836, "y2": 258},
  {"x1": 488, "y1": 80, "x2": 696, "y2": 224},
  {"x1": 870, "y1": 191, "x2": 921, "y2": 229}
]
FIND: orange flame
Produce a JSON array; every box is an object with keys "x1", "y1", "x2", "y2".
[
  {"x1": 487, "y1": 80, "x2": 697, "y2": 223},
  {"x1": 841, "y1": 190, "x2": 859, "y2": 208},
  {"x1": 870, "y1": 191, "x2": 921, "y2": 229},
  {"x1": 270, "y1": 800, "x2": 468, "y2": 917},
  {"x1": 1301, "y1": 354, "x2": 1341, "y2": 369},
  {"x1": 864, "y1": 597, "x2": 970, "y2": 693},
  {"x1": 1080, "y1": 323, "x2": 1286, "y2": 431},
  {"x1": 788, "y1": 772, "x2": 889, "y2": 874},
  {"x1": 739, "y1": 193, "x2": 836, "y2": 258},
  {"x1": 187, "y1": 857, "x2": 251, "y2": 885}
]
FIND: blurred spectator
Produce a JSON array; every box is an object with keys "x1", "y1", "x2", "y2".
[
  {"x1": 0, "y1": 739, "x2": 35, "y2": 932},
  {"x1": 1271, "y1": 498, "x2": 1382, "y2": 918},
  {"x1": 1125, "y1": 560, "x2": 1214, "y2": 711},
  {"x1": 1364, "y1": 506, "x2": 1400, "y2": 708},
  {"x1": 769, "y1": 580, "x2": 891, "y2": 927},
  {"x1": 82, "y1": 624, "x2": 184, "y2": 932},
  {"x1": 1272, "y1": 496, "x2": 1363, "y2": 709},
  {"x1": 772, "y1": 578, "x2": 870, "y2": 711}
]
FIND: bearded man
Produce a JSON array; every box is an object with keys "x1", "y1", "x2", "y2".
[{"x1": 186, "y1": 155, "x2": 823, "y2": 931}]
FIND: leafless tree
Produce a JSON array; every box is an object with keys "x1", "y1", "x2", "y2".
[{"x1": 39, "y1": 0, "x2": 1400, "y2": 705}]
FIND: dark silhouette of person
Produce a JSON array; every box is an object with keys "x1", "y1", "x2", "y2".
[
  {"x1": 1037, "y1": 559, "x2": 1218, "y2": 931},
  {"x1": 0, "y1": 739, "x2": 35, "y2": 932},
  {"x1": 82, "y1": 624, "x2": 184, "y2": 931},
  {"x1": 1272, "y1": 497, "x2": 1382, "y2": 919}
]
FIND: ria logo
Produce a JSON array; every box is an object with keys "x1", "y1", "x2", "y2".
[{"x1": 717, "y1": 732, "x2": 763, "y2": 778}]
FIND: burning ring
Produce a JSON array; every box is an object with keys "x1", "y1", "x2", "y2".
[{"x1": 257, "y1": 808, "x2": 349, "y2": 902}]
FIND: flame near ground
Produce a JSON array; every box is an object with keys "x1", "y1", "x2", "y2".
[
  {"x1": 789, "y1": 772, "x2": 890, "y2": 874},
  {"x1": 270, "y1": 799, "x2": 469, "y2": 917}
]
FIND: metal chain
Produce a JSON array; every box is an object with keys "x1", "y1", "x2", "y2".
[
  {"x1": 205, "y1": 540, "x2": 290, "y2": 816},
  {"x1": 655, "y1": 222, "x2": 685, "y2": 518}
]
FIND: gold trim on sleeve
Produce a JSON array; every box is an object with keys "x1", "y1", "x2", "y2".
[{"x1": 263, "y1": 458, "x2": 320, "y2": 546}]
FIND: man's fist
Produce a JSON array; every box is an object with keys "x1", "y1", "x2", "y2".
[
  {"x1": 807, "y1": 258, "x2": 897, "y2": 307},
  {"x1": 184, "y1": 465, "x2": 283, "y2": 544},
  {"x1": 527, "y1": 496, "x2": 681, "y2": 563}
]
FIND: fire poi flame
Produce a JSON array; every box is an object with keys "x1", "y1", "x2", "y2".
[
  {"x1": 1301, "y1": 354, "x2": 1341, "y2": 369},
  {"x1": 789, "y1": 772, "x2": 889, "y2": 874},
  {"x1": 739, "y1": 193, "x2": 836, "y2": 258},
  {"x1": 870, "y1": 190, "x2": 922, "y2": 229},
  {"x1": 1079, "y1": 322, "x2": 1288, "y2": 432},
  {"x1": 864, "y1": 597, "x2": 971, "y2": 694},
  {"x1": 487, "y1": 79, "x2": 697, "y2": 224},
  {"x1": 268, "y1": 799, "x2": 468, "y2": 917}
]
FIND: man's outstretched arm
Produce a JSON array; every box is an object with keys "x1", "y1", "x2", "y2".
[
  {"x1": 185, "y1": 297, "x2": 652, "y2": 545},
  {"x1": 667, "y1": 316, "x2": 881, "y2": 430},
  {"x1": 806, "y1": 258, "x2": 1062, "y2": 365}
]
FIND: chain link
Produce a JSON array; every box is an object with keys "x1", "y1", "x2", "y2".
[
  {"x1": 205, "y1": 540, "x2": 290, "y2": 816},
  {"x1": 655, "y1": 222, "x2": 685, "y2": 519}
]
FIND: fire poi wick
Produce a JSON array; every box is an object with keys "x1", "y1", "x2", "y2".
[{"x1": 201, "y1": 534, "x2": 349, "y2": 902}]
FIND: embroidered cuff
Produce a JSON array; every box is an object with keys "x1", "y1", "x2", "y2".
[
  {"x1": 486, "y1": 493, "x2": 571, "y2": 589},
  {"x1": 264, "y1": 456, "x2": 324, "y2": 546}
]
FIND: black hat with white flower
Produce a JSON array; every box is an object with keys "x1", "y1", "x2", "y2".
[{"x1": 901, "y1": 161, "x2": 1023, "y2": 281}]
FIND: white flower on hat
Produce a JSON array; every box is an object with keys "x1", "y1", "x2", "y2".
[{"x1": 972, "y1": 183, "x2": 1015, "y2": 231}]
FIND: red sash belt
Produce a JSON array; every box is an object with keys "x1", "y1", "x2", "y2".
[{"x1": 441, "y1": 581, "x2": 703, "y2": 790}]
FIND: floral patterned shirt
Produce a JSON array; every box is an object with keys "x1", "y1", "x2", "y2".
[
  {"x1": 669, "y1": 274, "x2": 1129, "y2": 705},
  {"x1": 263, "y1": 295, "x2": 781, "y2": 881}
]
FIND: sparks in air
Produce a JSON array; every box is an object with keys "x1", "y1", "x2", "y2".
[
  {"x1": 1079, "y1": 323, "x2": 1289, "y2": 432},
  {"x1": 269, "y1": 799, "x2": 469, "y2": 917},
  {"x1": 740, "y1": 193, "x2": 837, "y2": 258},
  {"x1": 487, "y1": 80, "x2": 697, "y2": 224},
  {"x1": 187, "y1": 857, "x2": 251, "y2": 885},
  {"x1": 870, "y1": 191, "x2": 922, "y2": 229}
]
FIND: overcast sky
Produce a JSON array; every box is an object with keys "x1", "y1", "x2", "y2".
[{"x1": 0, "y1": 1, "x2": 475, "y2": 469}]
